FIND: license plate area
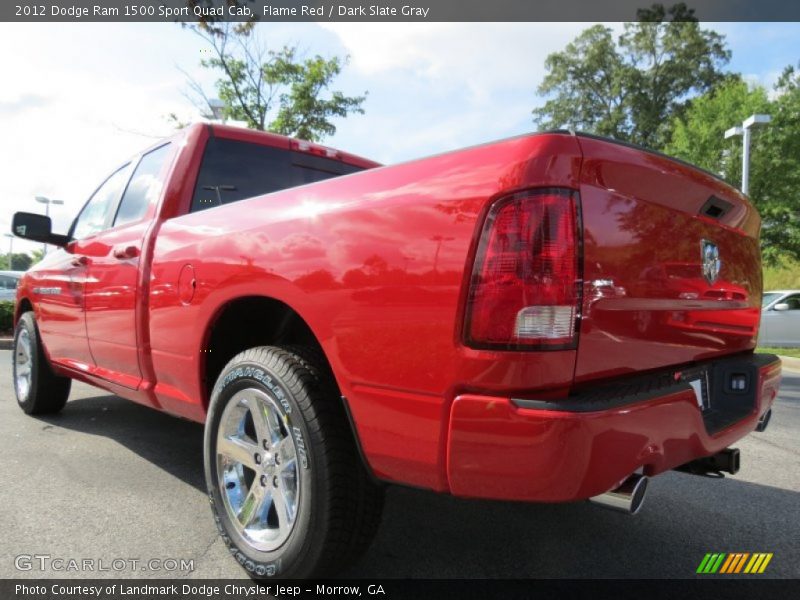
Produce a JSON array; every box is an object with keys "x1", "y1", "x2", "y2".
[{"x1": 681, "y1": 360, "x2": 759, "y2": 434}]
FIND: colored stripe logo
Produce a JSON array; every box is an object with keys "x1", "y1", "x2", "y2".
[{"x1": 697, "y1": 553, "x2": 773, "y2": 574}]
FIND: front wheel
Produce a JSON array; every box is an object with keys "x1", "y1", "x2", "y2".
[
  {"x1": 204, "y1": 346, "x2": 383, "y2": 578},
  {"x1": 13, "y1": 311, "x2": 71, "y2": 415}
]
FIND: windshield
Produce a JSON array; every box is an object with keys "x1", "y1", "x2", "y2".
[{"x1": 762, "y1": 292, "x2": 781, "y2": 308}]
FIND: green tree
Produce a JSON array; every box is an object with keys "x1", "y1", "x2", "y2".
[
  {"x1": 0, "y1": 253, "x2": 33, "y2": 271},
  {"x1": 533, "y1": 25, "x2": 629, "y2": 140},
  {"x1": 179, "y1": 21, "x2": 366, "y2": 141},
  {"x1": 533, "y1": 3, "x2": 730, "y2": 149},
  {"x1": 749, "y1": 65, "x2": 800, "y2": 263},
  {"x1": 666, "y1": 69, "x2": 800, "y2": 263},
  {"x1": 29, "y1": 249, "x2": 45, "y2": 266},
  {"x1": 665, "y1": 77, "x2": 770, "y2": 180}
]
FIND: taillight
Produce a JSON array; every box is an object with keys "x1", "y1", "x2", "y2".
[{"x1": 464, "y1": 188, "x2": 581, "y2": 350}]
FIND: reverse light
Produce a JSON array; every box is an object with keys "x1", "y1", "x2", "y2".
[{"x1": 464, "y1": 188, "x2": 581, "y2": 349}]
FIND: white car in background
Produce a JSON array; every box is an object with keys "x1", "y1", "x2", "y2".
[
  {"x1": 759, "y1": 290, "x2": 800, "y2": 348},
  {"x1": 0, "y1": 271, "x2": 22, "y2": 302}
]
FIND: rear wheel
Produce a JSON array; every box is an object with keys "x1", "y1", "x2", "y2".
[
  {"x1": 13, "y1": 311, "x2": 71, "y2": 415},
  {"x1": 204, "y1": 346, "x2": 383, "y2": 578}
]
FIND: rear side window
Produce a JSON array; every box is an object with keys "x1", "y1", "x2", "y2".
[
  {"x1": 72, "y1": 165, "x2": 130, "y2": 240},
  {"x1": 0, "y1": 275, "x2": 19, "y2": 290},
  {"x1": 190, "y1": 137, "x2": 363, "y2": 213},
  {"x1": 114, "y1": 143, "x2": 172, "y2": 227},
  {"x1": 783, "y1": 294, "x2": 800, "y2": 310}
]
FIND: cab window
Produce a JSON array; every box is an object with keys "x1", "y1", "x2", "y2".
[
  {"x1": 72, "y1": 165, "x2": 130, "y2": 240},
  {"x1": 190, "y1": 137, "x2": 363, "y2": 213},
  {"x1": 114, "y1": 143, "x2": 172, "y2": 227}
]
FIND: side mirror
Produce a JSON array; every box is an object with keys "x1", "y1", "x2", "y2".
[
  {"x1": 772, "y1": 303, "x2": 790, "y2": 312},
  {"x1": 11, "y1": 212, "x2": 70, "y2": 247}
]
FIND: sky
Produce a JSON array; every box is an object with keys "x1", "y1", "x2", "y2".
[{"x1": 0, "y1": 21, "x2": 798, "y2": 255}]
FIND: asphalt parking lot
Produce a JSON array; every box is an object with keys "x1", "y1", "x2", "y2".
[{"x1": 1, "y1": 349, "x2": 798, "y2": 579}]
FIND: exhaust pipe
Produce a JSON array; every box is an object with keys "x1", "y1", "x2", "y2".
[
  {"x1": 675, "y1": 448, "x2": 740, "y2": 476},
  {"x1": 756, "y1": 409, "x2": 772, "y2": 433},
  {"x1": 589, "y1": 473, "x2": 648, "y2": 515}
]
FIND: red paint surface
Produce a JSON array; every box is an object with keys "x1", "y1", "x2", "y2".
[
  {"x1": 575, "y1": 137, "x2": 762, "y2": 382},
  {"x1": 447, "y1": 360, "x2": 781, "y2": 501},
  {"x1": 15, "y1": 125, "x2": 781, "y2": 498}
]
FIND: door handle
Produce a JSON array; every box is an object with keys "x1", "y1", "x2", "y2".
[
  {"x1": 113, "y1": 245, "x2": 140, "y2": 259},
  {"x1": 71, "y1": 255, "x2": 89, "y2": 267}
]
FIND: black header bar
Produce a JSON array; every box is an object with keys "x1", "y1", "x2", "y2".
[
  {"x1": 5, "y1": 0, "x2": 800, "y2": 22},
  {"x1": 3, "y1": 579, "x2": 800, "y2": 600}
]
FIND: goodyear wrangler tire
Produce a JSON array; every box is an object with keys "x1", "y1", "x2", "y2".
[
  {"x1": 13, "y1": 311, "x2": 71, "y2": 415},
  {"x1": 204, "y1": 346, "x2": 384, "y2": 578}
]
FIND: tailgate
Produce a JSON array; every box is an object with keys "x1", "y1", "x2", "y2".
[{"x1": 574, "y1": 136, "x2": 762, "y2": 383}]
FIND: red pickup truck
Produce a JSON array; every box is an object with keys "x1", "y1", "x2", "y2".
[{"x1": 11, "y1": 124, "x2": 782, "y2": 578}]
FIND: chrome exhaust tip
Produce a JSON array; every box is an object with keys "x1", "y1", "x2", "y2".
[
  {"x1": 589, "y1": 473, "x2": 648, "y2": 515},
  {"x1": 756, "y1": 409, "x2": 772, "y2": 433}
]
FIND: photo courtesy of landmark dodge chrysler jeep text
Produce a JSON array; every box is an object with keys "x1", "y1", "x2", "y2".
[{"x1": 11, "y1": 124, "x2": 782, "y2": 577}]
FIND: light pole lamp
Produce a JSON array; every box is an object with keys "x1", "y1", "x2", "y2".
[
  {"x1": 35, "y1": 196, "x2": 65, "y2": 216},
  {"x1": 208, "y1": 98, "x2": 226, "y2": 123},
  {"x1": 34, "y1": 196, "x2": 65, "y2": 254},
  {"x1": 724, "y1": 114, "x2": 771, "y2": 195}
]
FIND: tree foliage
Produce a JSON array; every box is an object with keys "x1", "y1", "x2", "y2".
[
  {"x1": 533, "y1": 3, "x2": 730, "y2": 149},
  {"x1": 0, "y1": 301, "x2": 14, "y2": 332},
  {"x1": 0, "y1": 253, "x2": 33, "y2": 271},
  {"x1": 179, "y1": 20, "x2": 366, "y2": 141},
  {"x1": 666, "y1": 68, "x2": 800, "y2": 264},
  {"x1": 29, "y1": 248, "x2": 45, "y2": 265},
  {"x1": 665, "y1": 77, "x2": 770, "y2": 180}
]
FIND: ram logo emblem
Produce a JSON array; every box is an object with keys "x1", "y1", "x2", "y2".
[{"x1": 701, "y1": 240, "x2": 721, "y2": 285}]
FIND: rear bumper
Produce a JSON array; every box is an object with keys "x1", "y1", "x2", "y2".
[{"x1": 446, "y1": 353, "x2": 782, "y2": 502}]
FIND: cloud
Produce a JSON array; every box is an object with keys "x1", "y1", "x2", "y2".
[
  {"x1": 316, "y1": 23, "x2": 597, "y2": 163},
  {"x1": 0, "y1": 94, "x2": 50, "y2": 114},
  {"x1": 321, "y1": 23, "x2": 589, "y2": 102}
]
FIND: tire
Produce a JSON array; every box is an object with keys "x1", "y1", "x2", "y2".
[
  {"x1": 13, "y1": 311, "x2": 71, "y2": 415},
  {"x1": 204, "y1": 346, "x2": 384, "y2": 578}
]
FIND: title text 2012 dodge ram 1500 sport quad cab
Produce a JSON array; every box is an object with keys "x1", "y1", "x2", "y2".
[{"x1": 11, "y1": 124, "x2": 782, "y2": 578}]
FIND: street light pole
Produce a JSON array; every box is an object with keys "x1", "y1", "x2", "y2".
[
  {"x1": 724, "y1": 114, "x2": 771, "y2": 195},
  {"x1": 4, "y1": 233, "x2": 13, "y2": 270},
  {"x1": 741, "y1": 125, "x2": 751, "y2": 194},
  {"x1": 34, "y1": 196, "x2": 65, "y2": 254}
]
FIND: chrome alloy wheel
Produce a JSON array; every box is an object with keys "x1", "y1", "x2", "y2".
[
  {"x1": 216, "y1": 388, "x2": 301, "y2": 552},
  {"x1": 14, "y1": 328, "x2": 32, "y2": 401}
]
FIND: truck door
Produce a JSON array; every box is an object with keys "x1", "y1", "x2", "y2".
[
  {"x1": 83, "y1": 143, "x2": 172, "y2": 390},
  {"x1": 38, "y1": 165, "x2": 132, "y2": 369}
]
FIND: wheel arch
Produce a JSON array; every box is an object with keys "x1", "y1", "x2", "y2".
[
  {"x1": 14, "y1": 297, "x2": 33, "y2": 325},
  {"x1": 198, "y1": 294, "x2": 377, "y2": 481}
]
